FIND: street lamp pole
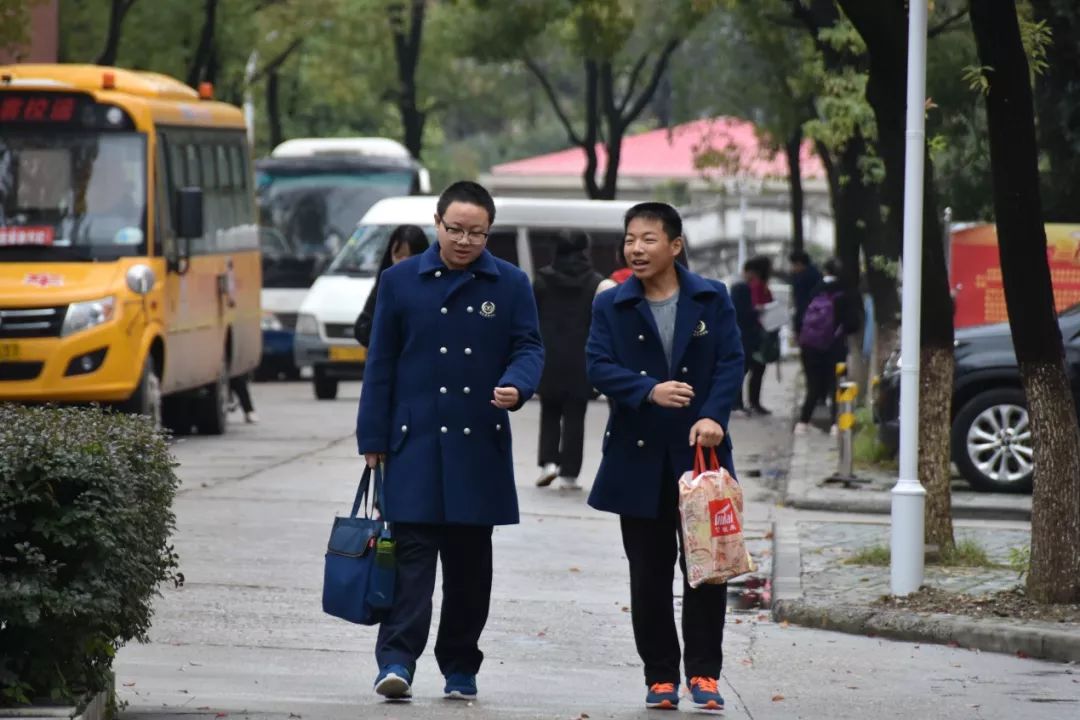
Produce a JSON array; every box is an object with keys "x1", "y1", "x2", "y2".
[{"x1": 891, "y1": 0, "x2": 929, "y2": 596}]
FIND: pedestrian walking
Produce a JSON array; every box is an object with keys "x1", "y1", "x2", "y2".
[
  {"x1": 228, "y1": 373, "x2": 258, "y2": 424},
  {"x1": 794, "y1": 258, "x2": 860, "y2": 435},
  {"x1": 534, "y1": 230, "x2": 603, "y2": 490},
  {"x1": 353, "y1": 224, "x2": 429, "y2": 347},
  {"x1": 789, "y1": 250, "x2": 823, "y2": 336},
  {"x1": 586, "y1": 201, "x2": 743, "y2": 713},
  {"x1": 355, "y1": 181, "x2": 544, "y2": 703},
  {"x1": 730, "y1": 256, "x2": 773, "y2": 415}
]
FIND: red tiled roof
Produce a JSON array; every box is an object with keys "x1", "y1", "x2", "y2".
[{"x1": 491, "y1": 117, "x2": 824, "y2": 180}]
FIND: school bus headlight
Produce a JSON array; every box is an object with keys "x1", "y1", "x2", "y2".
[
  {"x1": 61, "y1": 296, "x2": 117, "y2": 337},
  {"x1": 296, "y1": 313, "x2": 319, "y2": 336}
]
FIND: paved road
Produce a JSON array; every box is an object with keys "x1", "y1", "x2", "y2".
[{"x1": 115, "y1": 379, "x2": 1079, "y2": 719}]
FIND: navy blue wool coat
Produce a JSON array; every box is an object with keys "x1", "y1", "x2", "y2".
[
  {"x1": 586, "y1": 265, "x2": 744, "y2": 519},
  {"x1": 356, "y1": 244, "x2": 544, "y2": 526}
]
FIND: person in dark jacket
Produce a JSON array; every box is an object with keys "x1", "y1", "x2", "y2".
[
  {"x1": 789, "y1": 250, "x2": 823, "y2": 335},
  {"x1": 794, "y1": 258, "x2": 860, "y2": 435},
  {"x1": 729, "y1": 257, "x2": 773, "y2": 414},
  {"x1": 356, "y1": 182, "x2": 544, "y2": 703},
  {"x1": 534, "y1": 230, "x2": 604, "y2": 490},
  {"x1": 353, "y1": 224, "x2": 430, "y2": 346}
]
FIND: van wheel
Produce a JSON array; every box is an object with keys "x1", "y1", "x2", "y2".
[
  {"x1": 196, "y1": 362, "x2": 230, "y2": 435},
  {"x1": 314, "y1": 367, "x2": 338, "y2": 400},
  {"x1": 122, "y1": 358, "x2": 163, "y2": 429}
]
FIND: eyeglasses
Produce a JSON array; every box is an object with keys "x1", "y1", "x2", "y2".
[{"x1": 441, "y1": 221, "x2": 489, "y2": 245}]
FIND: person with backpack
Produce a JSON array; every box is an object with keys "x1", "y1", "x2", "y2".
[{"x1": 795, "y1": 258, "x2": 860, "y2": 435}]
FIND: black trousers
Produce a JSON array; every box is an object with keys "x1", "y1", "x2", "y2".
[
  {"x1": 538, "y1": 396, "x2": 588, "y2": 478},
  {"x1": 619, "y1": 464, "x2": 727, "y2": 685},
  {"x1": 800, "y1": 349, "x2": 837, "y2": 424},
  {"x1": 229, "y1": 375, "x2": 255, "y2": 413},
  {"x1": 375, "y1": 523, "x2": 493, "y2": 677},
  {"x1": 745, "y1": 358, "x2": 766, "y2": 409}
]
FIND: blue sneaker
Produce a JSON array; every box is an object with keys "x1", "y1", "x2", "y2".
[
  {"x1": 444, "y1": 672, "x2": 478, "y2": 700},
  {"x1": 645, "y1": 681, "x2": 679, "y2": 709},
  {"x1": 688, "y1": 676, "x2": 724, "y2": 712},
  {"x1": 374, "y1": 665, "x2": 412, "y2": 701}
]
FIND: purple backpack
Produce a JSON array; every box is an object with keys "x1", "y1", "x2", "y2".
[{"x1": 799, "y1": 292, "x2": 840, "y2": 351}]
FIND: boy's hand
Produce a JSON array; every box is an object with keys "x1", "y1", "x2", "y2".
[
  {"x1": 650, "y1": 381, "x2": 695, "y2": 408},
  {"x1": 364, "y1": 453, "x2": 386, "y2": 468},
  {"x1": 492, "y1": 386, "x2": 520, "y2": 409},
  {"x1": 689, "y1": 418, "x2": 725, "y2": 447}
]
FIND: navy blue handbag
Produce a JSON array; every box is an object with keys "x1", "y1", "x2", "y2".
[{"x1": 322, "y1": 463, "x2": 396, "y2": 625}]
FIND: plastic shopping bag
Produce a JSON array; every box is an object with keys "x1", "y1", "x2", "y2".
[{"x1": 678, "y1": 444, "x2": 755, "y2": 588}]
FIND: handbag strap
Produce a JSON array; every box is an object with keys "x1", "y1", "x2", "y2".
[
  {"x1": 693, "y1": 444, "x2": 721, "y2": 475},
  {"x1": 349, "y1": 463, "x2": 384, "y2": 519}
]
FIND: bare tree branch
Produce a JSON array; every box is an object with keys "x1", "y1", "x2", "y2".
[
  {"x1": 617, "y1": 51, "x2": 650, "y2": 116},
  {"x1": 96, "y1": 0, "x2": 139, "y2": 66},
  {"x1": 619, "y1": 37, "x2": 680, "y2": 132},
  {"x1": 523, "y1": 54, "x2": 584, "y2": 147},
  {"x1": 247, "y1": 37, "x2": 304, "y2": 86},
  {"x1": 929, "y1": 7, "x2": 969, "y2": 38}
]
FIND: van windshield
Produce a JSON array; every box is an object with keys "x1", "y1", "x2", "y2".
[
  {"x1": 0, "y1": 131, "x2": 146, "y2": 261},
  {"x1": 327, "y1": 223, "x2": 435, "y2": 277}
]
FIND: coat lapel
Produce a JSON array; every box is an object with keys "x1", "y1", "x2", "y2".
[{"x1": 669, "y1": 293, "x2": 707, "y2": 374}]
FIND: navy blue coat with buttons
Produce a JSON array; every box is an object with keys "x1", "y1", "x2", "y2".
[
  {"x1": 586, "y1": 265, "x2": 744, "y2": 519},
  {"x1": 356, "y1": 244, "x2": 544, "y2": 526}
]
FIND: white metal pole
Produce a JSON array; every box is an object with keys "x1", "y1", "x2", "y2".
[
  {"x1": 891, "y1": 0, "x2": 929, "y2": 596},
  {"x1": 243, "y1": 50, "x2": 259, "y2": 147}
]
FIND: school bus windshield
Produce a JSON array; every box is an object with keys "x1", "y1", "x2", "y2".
[{"x1": 0, "y1": 130, "x2": 147, "y2": 260}]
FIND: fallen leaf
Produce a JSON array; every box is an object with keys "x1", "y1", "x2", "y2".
[
  {"x1": 216, "y1": 714, "x2": 229, "y2": 719},
  {"x1": 537, "y1": 631, "x2": 547, "y2": 638},
  {"x1": 621, "y1": 606, "x2": 630, "y2": 613},
  {"x1": 734, "y1": 619, "x2": 743, "y2": 624},
  {"x1": 772, "y1": 694, "x2": 785, "y2": 702},
  {"x1": 569, "y1": 567, "x2": 581, "y2": 573},
  {"x1": 764, "y1": 530, "x2": 774, "y2": 540},
  {"x1": 780, "y1": 621, "x2": 790, "y2": 629},
  {"x1": 1016, "y1": 650, "x2": 1030, "y2": 659},
  {"x1": 947, "y1": 641, "x2": 960, "y2": 648},
  {"x1": 740, "y1": 658, "x2": 753, "y2": 666},
  {"x1": 122, "y1": 682, "x2": 136, "y2": 687}
]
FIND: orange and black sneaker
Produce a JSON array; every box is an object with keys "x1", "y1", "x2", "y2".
[
  {"x1": 645, "y1": 681, "x2": 679, "y2": 709},
  {"x1": 689, "y1": 676, "x2": 725, "y2": 712}
]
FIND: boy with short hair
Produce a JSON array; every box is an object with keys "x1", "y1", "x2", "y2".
[{"x1": 586, "y1": 202, "x2": 743, "y2": 712}]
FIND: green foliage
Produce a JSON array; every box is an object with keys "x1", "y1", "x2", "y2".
[
  {"x1": 938, "y1": 539, "x2": 994, "y2": 568},
  {"x1": 1009, "y1": 544, "x2": 1031, "y2": 580},
  {"x1": 0, "y1": 405, "x2": 180, "y2": 706},
  {"x1": 845, "y1": 544, "x2": 890, "y2": 566},
  {"x1": 0, "y1": 0, "x2": 43, "y2": 58},
  {"x1": 852, "y1": 407, "x2": 897, "y2": 469}
]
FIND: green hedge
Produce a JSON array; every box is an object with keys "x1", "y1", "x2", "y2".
[{"x1": 0, "y1": 404, "x2": 180, "y2": 706}]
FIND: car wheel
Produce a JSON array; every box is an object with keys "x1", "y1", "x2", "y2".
[
  {"x1": 122, "y1": 358, "x2": 163, "y2": 429},
  {"x1": 314, "y1": 367, "x2": 338, "y2": 400},
  {"x1": 951, "y1": 388, "x2": 1033, "y2": 493}
]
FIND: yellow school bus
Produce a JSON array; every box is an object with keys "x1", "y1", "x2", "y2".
[{"x1": 0, "y1": 65, "x2": 260, "y2": 434}]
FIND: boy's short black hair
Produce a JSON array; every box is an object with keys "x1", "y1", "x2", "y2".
[
  {"x1": 624, "y1": 202, "x2": 683, "y2": 241},
  {"x1": 789, "y1": 250, "x2": 811, "y2": 266},
  {"x1": 437, "y1": 181, "x2": 496, "y2": 226}
]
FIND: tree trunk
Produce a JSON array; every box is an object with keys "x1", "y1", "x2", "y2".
[
  {"x1": 838, "y1": 0, "x2": 955, "y2": 551},
  {"x1": 390, "y1": 0, "x2": 427, "y2": 160},
  {"x1": 786, "y1": 127, "x2": 805, "y2": 255},
  {"x1": 267, "y1": 69, "x2": 283, "y2": 150},
  {"x1": 187, "y1": 0, "x2": 219, "y2": 88},
  {"x1": 1029, "y1": 0, "x2": 1080, "y2": 222},
  {"x1": 970, "y1": 0, "x2": 1080, "y2": 604},
  {"x1": 96, "y1": 0, "x2": 136, "y2": 66}
]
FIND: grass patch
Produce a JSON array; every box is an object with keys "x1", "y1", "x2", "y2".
[
  {"x1": 844, "y1": 539, "x2": 1003, "y2": 568},
  {"x1": 845, "y1": 545, "x2": 891, "y2": 566},
  {"x1": 852, "y1": 407, "x2": 898, "y2": 471}
]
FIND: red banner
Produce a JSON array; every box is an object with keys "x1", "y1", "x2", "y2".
[
  {"x1": 0, "y1": 226, "x2": 54, "y2": 247},
  {"x1": 950, "y1": 223, "x2": 1080, "y2": 328}
]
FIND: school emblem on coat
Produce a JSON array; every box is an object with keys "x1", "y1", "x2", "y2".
[
  {"x1": 693, "y1": 320, "x2": 708, "y2": 337},
  {"x1": 480, "y1": 301, "x2": 496, "y2": 318}
]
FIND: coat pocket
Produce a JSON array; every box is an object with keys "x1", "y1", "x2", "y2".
[{"x1": 390, "y1": 406, "x2": 410, "y2": 453}]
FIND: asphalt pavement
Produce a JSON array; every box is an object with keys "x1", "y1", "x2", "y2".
[{"x1": 114, "y1": 376, "x2": 1079, "y2": 719}]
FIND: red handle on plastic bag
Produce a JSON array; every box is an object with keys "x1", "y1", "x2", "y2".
[{"x1": 693, "y1": 444, "x2": 721, "y2": 476}]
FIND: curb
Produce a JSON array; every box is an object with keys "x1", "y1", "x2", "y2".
[
  {"x1": 784, "y1": 494, "x2": 1033, "y2": 522},
  {"x1": 768, "y1": 517, "x2": 1080, "y2": 664},
  {"x1": 772, "y1": 598, "x2": 1080, "y2": 664}
]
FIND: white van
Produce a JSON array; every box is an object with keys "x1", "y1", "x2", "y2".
[{"x1": 294, "y1": 195, "x2": 636, "y2": 399}]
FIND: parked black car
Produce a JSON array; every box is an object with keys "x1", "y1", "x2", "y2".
[{"x1": 875, "y1": 304, "x2": 1080, "y2": 493}]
